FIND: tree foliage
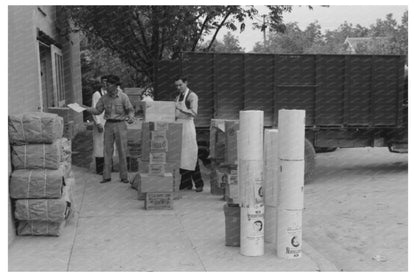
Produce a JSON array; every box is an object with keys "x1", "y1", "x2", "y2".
[
  {"x1": 63, "y1": 5, "x2": 294, "y2": 86},
  {"x1": 252, "y1": 11, "x2": 408, "y2": 56},
  {"x1": 202, "y1": 32, "x2": 245, "y2": 53}
]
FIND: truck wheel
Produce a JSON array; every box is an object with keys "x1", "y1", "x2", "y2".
[{"x1": 305, "y1": 139, "x2": 316, "y2": 184}]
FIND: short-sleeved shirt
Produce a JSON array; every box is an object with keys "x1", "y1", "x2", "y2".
[{"x1": 91, "y1": 90, "x2": 134, "y2": 121}]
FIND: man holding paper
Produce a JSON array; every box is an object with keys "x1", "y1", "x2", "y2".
[{"x1": 85, "y1": 74, "x2": 135, "y2": 183}]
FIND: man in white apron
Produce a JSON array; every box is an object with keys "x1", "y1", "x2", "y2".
[
  {"x1": 91, "y1": 76, "x2": 107, "y2": 174},
  {"x1": 174, "y1": 76, "x2": 204, "y2": 192}
]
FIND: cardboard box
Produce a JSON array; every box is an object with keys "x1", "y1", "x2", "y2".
[
  {"x1": 144, "y1": 101, "x2": 176, "y2": 122},
  {"x1": 209, "y1": 119, "x2": 238, "y2": 162},
  {"x1": 150, "y1": 138, "x2": 168, "y2": 152},
  {"x1": 145, "y1": 192, "x2": 173, "y2": 210},
  {"x1": 136, "y1": 160, "x2": 181, "y2": 200},
  {"x1": 127, "y1": 156, "x2": 139, "y2": 172},
  {"x1": 141, "y1": 122, "x2": 182, "y2": 163},
  {"x1": 148, "y1": 163, "x2": 165, "y2": 176},
  {"x1": 139, "y1": 172, "x2": 173, "y2": 193},
  {"x1": 226, "y1": 168, "x2": 239, "y2": 204},
  {"x1": 127, "y1": 119, "x2": 142, "y2": 144},
  {"x1": 150, "y1": 152, "x2": 166, "y2": 164},
  {"x1": 224, "y1": 120, "x2": 239, "y2": 165}
]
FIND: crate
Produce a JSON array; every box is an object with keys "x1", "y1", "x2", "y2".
[{"x1": 145, "y1": 192, "x2": 173, "y2": 210}]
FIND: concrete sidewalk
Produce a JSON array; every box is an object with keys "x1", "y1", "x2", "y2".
[{"x1": 8, "y1": 166, "x2": 336, "y2": 272}]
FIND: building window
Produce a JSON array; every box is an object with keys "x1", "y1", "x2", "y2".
[{"x1": 51, "y1": 45, "x2": 65, "y2": 107}]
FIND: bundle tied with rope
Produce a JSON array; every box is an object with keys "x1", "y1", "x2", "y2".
[
  {"x1": 11, "y1": 138, "x2": 71, "y2": 170},
  {"x1": 9, "y1": 164, "x2": 71, "y2": 199},
  {"x1": 8, "y1": 112, "x2": 74, "y2": 236},
  {"x1": 8, "y1": 112, "x2": 64, "y2": 145}
]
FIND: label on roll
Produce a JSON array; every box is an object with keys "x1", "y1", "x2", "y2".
[
  {"x1": 239, "y1": 160, "x2": 263, "y2": 207},
  {"x1": 246, "y1": 204, "x2": 264, "y2": 239}
]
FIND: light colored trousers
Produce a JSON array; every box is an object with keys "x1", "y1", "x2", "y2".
[{"x1": 103, "y1": 121, "x2": 128, "y2": 180}]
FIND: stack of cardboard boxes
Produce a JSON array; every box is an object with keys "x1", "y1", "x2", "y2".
[
  {"x1": 209, "y1": 119, "x2": 239, "y2": 204},
  {"x1": 126, "y1": 119, "x2": 142, "y2": 172},
  {"x1": 131, "y1": 101, "x2": 182, "y2": 209},
  {"x1": 8, "y1": 112, "x2": 74, "y2": 236}
]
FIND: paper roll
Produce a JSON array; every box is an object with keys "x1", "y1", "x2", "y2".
[
  {"x1": 264, "y1": 205, "x2": 277, "y2": 244},
  {"x1": 239, "y1": 111, "x2": 264, "y2": 161},
  {"x1": 276, "y1": 209, "x2": 302, "y2": 259},
  {"x1": 238, "y1": 160, "x2": 264, "y2": 208},
  {"x1": 240, "y1": 204, "x2": 265, "y2": 256},
  {"x1": 264, "y1": 129, "x2": 279, "y2": 207},
  {"x1": 278, "y1": 110, "x2": 305, "y2": 160},
  {"x1": 277, "y1": 160, "x2": 304, "y2": 210}
]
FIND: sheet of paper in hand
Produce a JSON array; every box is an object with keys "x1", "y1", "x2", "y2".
[{"x1": 67, "y1": 103, "x2": 85, "y2": 113}]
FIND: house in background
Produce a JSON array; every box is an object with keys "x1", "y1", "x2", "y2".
[
  {"x1": 8, "y1": 6, "x2": 83, "y2": 246},
  {"x1": 344, "y1": 36, "x2": 390, "y2": 54}
]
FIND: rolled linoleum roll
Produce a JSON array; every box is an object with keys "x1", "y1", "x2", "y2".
[
  {"x1": 277, "y1": 159, "x2": 304, "y2": 210},
  {"x1": 277, "y1": 109, "x2": 305, "y2": 161}
]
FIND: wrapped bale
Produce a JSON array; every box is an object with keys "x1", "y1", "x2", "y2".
[
  {"x1": 11, "y1": 138, "x2": 71, "y2": 170},
  {"x1": 17, "y1": 220, "x2": 66, "y2": 236},
  {"x1": 9, "y1": 165, "x2": 70, "y2": 199},
  {"x1": 8, "y1": 112, "x2": 63, "y2": 145},
  {"x1": 14, "y1": 184, "x2": 72, "y2": 222}
]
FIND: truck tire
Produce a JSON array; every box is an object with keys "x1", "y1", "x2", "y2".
[{"x1": 305, "y1": 139, "x2": 316, "y2": 184}]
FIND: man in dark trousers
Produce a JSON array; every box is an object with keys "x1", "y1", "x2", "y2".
[
  {"x1": 174, "y1": 76, "x2": 204, "y2": 192},
  {"x1": 85, "y1": 74, "x2": 135, "y2": 183}
]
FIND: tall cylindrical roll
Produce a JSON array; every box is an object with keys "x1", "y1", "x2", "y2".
[
  {"x1": 276, "y1": 109, "x2": 305, "y2": 259},
  {"x1": 277, "y1": 160, "x2": 304, "y2": 210},
  {"x1": 239, "y1": 110, "x2": 264, "y2": 256},
  {"x1": 264, "y1": 129, "x2": 279, "y2": 244},
  {"x1": 277, "y1": 110, "x2": 305, "y2": 161}
]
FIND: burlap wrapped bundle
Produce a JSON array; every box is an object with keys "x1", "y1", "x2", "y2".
[
  {"x1": 8, "y1": 112, "x2": 63, "y2": 145},
  {"x1": 14, "y1": 184, "x2": 72, "y2": 222},
  {"x1": 9, "y1": 164, "x2": 71, "y2": 199},
  {"x1": 17, "y1": 219, "x2": 67, "y2": 236},
  {"x1": 11, "y1": 138, "x2": 71, "y2": 170}
]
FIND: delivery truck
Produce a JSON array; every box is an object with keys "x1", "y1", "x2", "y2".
[{"x1": 154, "y1": 52, "x2": 408, "y2": 181}]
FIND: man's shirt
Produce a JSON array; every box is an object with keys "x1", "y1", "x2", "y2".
[
  {"x1": 90, "y1": 90, "x2": 134, "y2": 121},
  {"x1": 176, "y1": 89, "x2": 198, "y2": 119}
]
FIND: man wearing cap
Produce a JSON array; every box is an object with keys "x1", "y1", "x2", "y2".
[{"x1": 85, "y1": 74, "x2": 135, "y2": 183}]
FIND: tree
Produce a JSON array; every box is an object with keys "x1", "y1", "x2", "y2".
[
  {"x1": 62, "y1": 5, "x2": 295, "y2": 90},
  {"x1": 252, "y1": 22, "x2": 323, "y2": 54},
  {"x1": 207, "y1": 32, "x2": 245, "y2": 53}
]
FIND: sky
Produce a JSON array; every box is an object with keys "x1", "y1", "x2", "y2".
[{"x1": 219, "y1": 5, "x2": 408, "y2": 52}]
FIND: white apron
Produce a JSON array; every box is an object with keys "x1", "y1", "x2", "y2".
[
  {"x1": 176, "y1": 90, "x2": 198, "y2": 171},
  {"x1": 92, "y1": 90, "x2": 106, "y2": 157},
  {"x1": 92, "y1": 89, "x2": 118, "y2": 158}
]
